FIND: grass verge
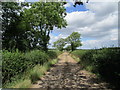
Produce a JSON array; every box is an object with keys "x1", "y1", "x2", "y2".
[{"x1": 3, "y1": 59, "x2": 58, "y2": 88}]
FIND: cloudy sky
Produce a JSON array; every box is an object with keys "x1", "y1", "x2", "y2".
[
  {"x1": 49, "y1": 2, "x2": 118, "y2": 49},
  {"x1": 22, "y1": 0, "x2": 118, "y2": 49}
]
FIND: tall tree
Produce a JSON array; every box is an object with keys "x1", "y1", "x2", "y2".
[
  {"x1": 66, "y1": 32, "x2": 82, "y2": 51},
  {"x1": 2, "y1": 2, "x2": 31, "y2": 51},
  {"x1": 2, "y1": 2, "x2": 21, "y2": 51},
  {"x1": 53, "y1": 38, "x2": 66, "y2": 51},
  {"x1": 23, "y1": 2, "x2": 67, "y2": 51}
]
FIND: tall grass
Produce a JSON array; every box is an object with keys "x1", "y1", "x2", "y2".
[{"x1": 2, "y1": 50, "x2": 60, "y2": 88}]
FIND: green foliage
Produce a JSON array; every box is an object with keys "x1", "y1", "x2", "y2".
[
  {"x1": 13, "y1": 79, "x2": 31, "y2": 88},
  {"x1": 2, "y1": 2, "x2": 32, "y2": 51},
  {"x1": 65, "y1": 45, "x2": 71, "y2": 51},
  {"x1": 2, "y1": 50, "x2": 48, "y2": 84},
  {"x1": 71, "y1": 49, "x2": 87, "y2": 58},
  {"x1": 2, "y1": 50, "x2": 27, "y2": 84},
  {"x1": 30, "y1": 65, "x2": 43, "y2": 83},
  {"x1": 30, "y1": 59, "x2": 58, "y2": 84},
  {"x1": 72, "y1": 47, "x2": 120, "y2": 88},
  {"x1": 93, "y1": 48, "x2": 120, "y2": 83},
  {"x1": 53, "y1": 32, "x2": 82, "y2": 51},
  {"x1": 2, "y1": 2, "x2": 67, "y2": 52},
  {"x1": 2, "y1": 50, "x2": 60, "y2": 86},
  {"x1": 24, "y1": 50, "x2": 49, "y2": 65},
  {"x1": 66, "y1": 32, "x2": 82, "y2": 51},
  {"x1": 50, "y1": 50, "x2": 62, "y2": 56},
  {"x1": 47, "y1": 50, "x2": 62, "y2": 59},
  {"x1": 23, "y1": 2, "x2": 67, "y2": 51},
  {"x1": 50, "y1": 59, "x2": 58, "y2": 65},
  {"x1": 47, "y1": 51, "x2": 58, "y2": 59},
  {"x1": 53, "y1": 38, "x2": 66, "y2": 51}
]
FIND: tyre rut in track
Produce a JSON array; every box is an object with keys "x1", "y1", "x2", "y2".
[{"x1": 31, "y1": 52, "x2": 111, "y2": 89}]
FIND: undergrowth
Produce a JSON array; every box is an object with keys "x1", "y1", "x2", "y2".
[
  {"x1": 71, "y1": 47, "x2": 120, "y2": 89},
  {"x1": 2, "y1": 50, "x2": 60, "y2": 88}
]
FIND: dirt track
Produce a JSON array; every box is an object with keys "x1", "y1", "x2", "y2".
[{"x1": 31, "y1": 52, "x2": 111, "y2": 89}]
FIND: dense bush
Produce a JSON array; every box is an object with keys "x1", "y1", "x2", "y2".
[
  {"x1": 2, "y1": 50, "x2": 58, "y2": 84},
  {"x1": 24, "y1": 50, "x2": 49, "y2": 65},
  {"x1": 47, "y1": 51, "x2": 58, "y2": 59},
  {"x1": 72, "y1": 48, "x2": 120, "y2": 88},
  {"x1": 93, "y1": 48, "x2": 120, "y2": 87},
  {"x1": 47, "y1": 50, "x2": 62, "y2": 59},
  {"x1": 2, "y1": 50, "x2": 27, "y2": 83},
  {"x1": 72, "y1": 49, "x2": 97, "y2": 71}
]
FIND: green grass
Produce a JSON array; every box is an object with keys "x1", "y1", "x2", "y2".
[
  {"x1": 71, "y1": 48, "x2": 120, "y2": 89},
  {"x1": 2, "y1": 49, "x2": 60, "y2": 88},
  {"x1": 12, "y1": 79, "x2": 31, "y2": 88},
  {"x1": 71, "y1": 54, "x2": 80, "y2": 62},
  {"x1": 3, "y1": 59, "x2": 58, "y2": 88},
  {"x1": 71, "y1": 49, "x2": 88, "y2": 58}
]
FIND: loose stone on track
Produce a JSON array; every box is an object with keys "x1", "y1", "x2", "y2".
[{"x1": 31, "y1": 52, "x2": 111, "y2": 89}]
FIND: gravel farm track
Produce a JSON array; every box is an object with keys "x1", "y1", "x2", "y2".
[{"x1": 30, "y1": 52, "x2": 111, "y2": 90}]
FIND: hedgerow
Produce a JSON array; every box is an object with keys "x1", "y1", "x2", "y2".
[
  {"x1": 72, "y1": 47, "x2": 120, "y2": 88},
  {"x1": 2, "y1": 50, "x2": 59, "y2": 85}
]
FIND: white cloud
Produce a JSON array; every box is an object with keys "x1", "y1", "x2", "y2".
[
  {"x1": 49, "y1": 2, "x2": 118, "y2": 49},
  {"x1": 65, "y1": 11, "x2": 95, "y2": 27},
  {"x1": 80, "y1": 29, "x2": 118, "y2": 49},
  {"x1": 86, "y1": 2, "x2": 118, "y2": 17},
  {"x1": 49, "y1": 34, "x2": 68, "y2": 48}
]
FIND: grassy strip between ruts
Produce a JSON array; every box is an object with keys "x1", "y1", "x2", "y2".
[{"x1": 4, "y1": 59, "x2": 58, "y2": 88}]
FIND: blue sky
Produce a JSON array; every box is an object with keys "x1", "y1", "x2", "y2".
[
  {"x1": 66, "y1": 4, "x2": 88, "y2": 13},
  {"x1": 25, "y1": 1, "x2": 118, "y2": 49},
  {"x1": 49, "y1": 2, "x2": 118, "y2": 49}
]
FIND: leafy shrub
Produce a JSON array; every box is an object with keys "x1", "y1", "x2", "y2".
[
  {"x1": 47, "y1": 51, "x2": 57, "y2": 59},
  {"x1": 93, "y1": 48, "x2": 120, "y2": 83},
  {"x1": 47, "y1": 50, "x2": 62, "y2": 59},
  {"x1": 80, "y1": 50, "x2": 96, "y2": 65},
  {"x1": 2, "y1": 51, "x2": 27, "y2": 83},
  {"x1": 72, "y1": 47, "x2": 120, "y2": 88},
  {"x1": 2, "y1": 50, "x2": 49, "y2": 84},
  {"x1": 72, "y1": 50, "x2": 96, "y2": 70},
  {"x1": 24, "y1": 50, "x2": 49, "y2": 66}
]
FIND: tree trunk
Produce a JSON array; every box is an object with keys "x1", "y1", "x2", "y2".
[
  {"x1": 71, "y1": 43, "x2": 74, "y2": 51},
  {"x1": 43, "y1": 43, "x2": 48, "y2": 52}
]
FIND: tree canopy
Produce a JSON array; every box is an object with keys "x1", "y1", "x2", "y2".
[
  {"x1": 2, "y1": 2, "x2": 67, "y2": 52},
  {"x1": 66, "y1": 32, "x2": 82, "y2": 51},
  {"x1": 23, "y1": 2, "x2": 67, "y2": 51},
  {"x1": 53, "y1": 38, "x2": 66, "y2": 51},
  {"x1": 2, "y1": 2, "x2": 25, "y2": 51},
  {"x1": 53, "y1": 32, "x2": 82, "y2": 51}
]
